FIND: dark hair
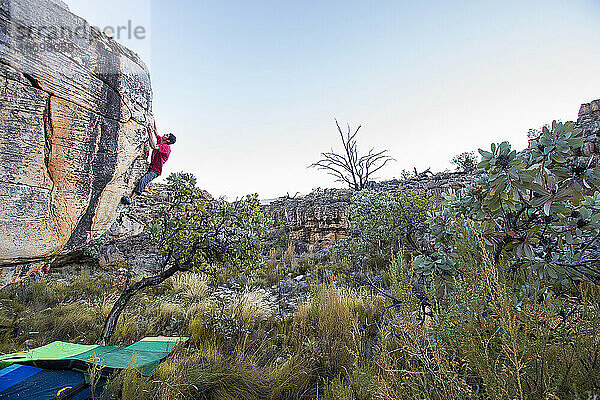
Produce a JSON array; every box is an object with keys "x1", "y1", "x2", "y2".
[{"x1": 167, "y1": 133, "x2": 177, "y2": 145}]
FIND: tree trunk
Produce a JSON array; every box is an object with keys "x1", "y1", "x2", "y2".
[{"x1": 98, "y1": 264, "x2": 181, "y2": 345}]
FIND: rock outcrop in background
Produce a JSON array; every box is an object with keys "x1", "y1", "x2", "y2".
[
  {"x1": 106, "y1": 180, "x2": 435, "y2": 271},
  {"x1": 262, "y1": 189, "x2": 352, "y2": 253},
  {"x1": 579, "y1": 99, "x2": 600, "y2": 156},
  {"x1": 0, "y1": 0, "x2": 152, "y2": 280}
]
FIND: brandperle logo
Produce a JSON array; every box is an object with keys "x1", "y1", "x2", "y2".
[
  {"x1": 12, "y1": 20, "x2": 147, "y2": 53},
  {"x1": 100, "y1": 20, "x2": 147, "y2": 40},
  {"x1": 14, "y1": 20, "x2": 147, "y2": 41}
]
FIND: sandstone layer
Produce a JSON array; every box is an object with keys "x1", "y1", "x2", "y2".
[{"x1": 0, "y1": 0, "x2": 152, "y2": 273}]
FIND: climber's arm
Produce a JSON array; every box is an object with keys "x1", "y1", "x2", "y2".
[
  {"x1": 147, "y1": 125, "x2": 159, "y2": 150},
  {"x1": 153, "y1": 121, "x2": 161, "y2": 141}
]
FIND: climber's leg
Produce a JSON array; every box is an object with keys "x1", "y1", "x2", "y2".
[
  {"x1": 121, "y1": 169, "x2": 159, "y2": 204},
  {"x1": 134, "y1": 169, "x2": 159, "y2": 195}
]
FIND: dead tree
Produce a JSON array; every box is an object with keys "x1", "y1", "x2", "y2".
[{"x1": 310, "y1": 120, "x2": 394, "y2": 190}]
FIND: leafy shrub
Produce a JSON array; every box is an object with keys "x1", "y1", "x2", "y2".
[
  {"x1": 335, "y1": 188, "x2": 431, "y2": 266},
  {"x1": 371, "y1": 254, "x2": 468, "y2": 400},
  {"x1": 428, "y1": 121, "x2": 600, "y2": 285},
  {"x1": 441, "y1": 228, "x2": 600, "y2": 399},
  {"x1": 100, "y1": 172, "x2": 271, "y2": 344},
  {"x1": 148, "y1": 173, "x2": 270, "y2": 272}
]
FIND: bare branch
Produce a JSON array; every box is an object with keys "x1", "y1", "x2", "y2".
[{"x1": 309, "y1": 120, "x2": 394, "y2": 190}]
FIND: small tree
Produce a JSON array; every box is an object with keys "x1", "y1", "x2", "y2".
[
  {"x1": 310, "y1": 120, "x2": 394, "y2": 190},
  {"x1": 99, "y1": 172, "x2": 269, "y2": 345},
  {"x1": 451, "y1": 151, "x2": 478, "y2": 172},
  {"x1": 334, "y1": 188, "x2": 431, "y2": 266}
]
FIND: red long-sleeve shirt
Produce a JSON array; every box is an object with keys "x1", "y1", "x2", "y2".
[{"x1": 149, "y1": 136, "x2": 171, "y2": 175}]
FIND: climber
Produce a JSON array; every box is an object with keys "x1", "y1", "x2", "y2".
[{"x1": 121, "y1": 122, "x2": 176, "y2": 205}]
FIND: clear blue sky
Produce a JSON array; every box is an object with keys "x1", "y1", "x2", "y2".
[{"x1": 66, "y1": 0, "x2": 600, "y2": 199}]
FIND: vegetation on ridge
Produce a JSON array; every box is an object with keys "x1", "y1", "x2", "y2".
[{"x1": 1, "y1": 121, "x2": 599, "y2": 399}]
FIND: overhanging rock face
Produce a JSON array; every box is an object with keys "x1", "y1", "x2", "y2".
[{"x1": 0, "y1": 0, "x2": 152, "y2": 269}]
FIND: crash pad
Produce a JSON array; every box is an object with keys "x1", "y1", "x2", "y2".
[{"x1": 0, "y1": 336, "x2": 187, "y2": 376}]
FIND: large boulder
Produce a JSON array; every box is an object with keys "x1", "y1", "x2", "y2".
[{"x1": 0, "y1": 0, "x2": 152, "y2": 275}]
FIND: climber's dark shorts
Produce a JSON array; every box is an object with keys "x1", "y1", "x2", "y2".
[{"x1": 134, "y1": 169, "x2": 159, "y2": 195}]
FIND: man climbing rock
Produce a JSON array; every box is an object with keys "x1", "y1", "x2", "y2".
[{"x1": 121, "y1": 122, "x2": 176, "y2": 205}]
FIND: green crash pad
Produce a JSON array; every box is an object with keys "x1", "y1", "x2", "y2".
[
  {"x1": 0, "y1": 342, "x2": 98, "y2": 367},
  {"x1": 0, "y1": 336, "x2": 187, "y2": 376}
]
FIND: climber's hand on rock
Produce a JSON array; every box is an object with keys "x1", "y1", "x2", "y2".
[{"x1": 147, "y1": 124, "x2": 159, "y2": 150}]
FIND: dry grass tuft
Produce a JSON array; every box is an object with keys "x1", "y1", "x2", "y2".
[
  {"x1": 293, "y1": 284, "x2": 362, "y2": 377},
  {"x1": 155, "y1": 301, "x2": 185, "y2": 327},
  {"x1": 170, "y1": 272, "x2": 209, "y2": 300},
  {"x1": 185, "y1": 298, "x2": 217, "y2": 321},
  {"x1": 231, "y1": 289, "x2": 273, "y2": 326}
]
